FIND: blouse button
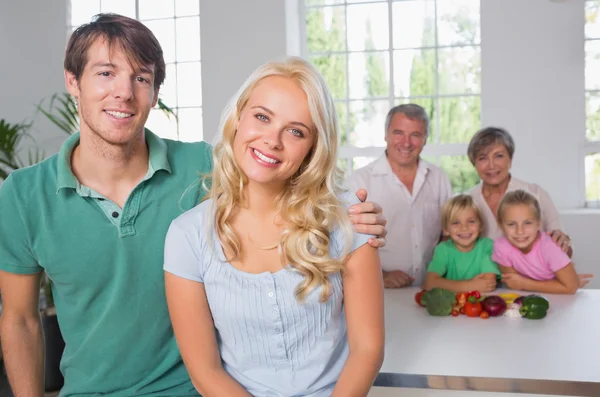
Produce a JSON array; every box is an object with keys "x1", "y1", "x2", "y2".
[{"x1": 268, "y1": 292, "x2": 274, "y2": 297}]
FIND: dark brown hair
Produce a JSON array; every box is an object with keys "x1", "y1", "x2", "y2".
[{"x1": 64, "y1": 13, "x2": 165, "y2": 91}]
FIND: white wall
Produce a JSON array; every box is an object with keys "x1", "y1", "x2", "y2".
[
  {"x1": 200, "y1": 0, "x2": 288, "y2": 144},
  {"x1": 481, "y1": 0, "x2": 586, "y2": 210},
  {"x1": 2, "y1": 0, "x2": 598, "y2": 285},
  {"x1": 0, "y1": 0, "x2": 68, "y2": 157}
]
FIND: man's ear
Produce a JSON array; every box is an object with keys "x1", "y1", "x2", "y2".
[{"x1": 65, "y1": 70, "x2": 80, "y2": 98}]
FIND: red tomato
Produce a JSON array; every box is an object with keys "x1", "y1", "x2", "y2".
[
  {"x1": 471, "y1": 291, "x2": 481, "y2": 299},
  {"x1": 414, "y1": 290, "x2": 426, "y2": 307},
  {"x1": 464, "y1": 301, "x2": 483, "y2": 317},
  {"x1": 480, "y1": 311, "x2": 490, "y2": 319},
  {"x1": 451, "y1": 309, "x2": 459, "y2": 317},
  {"x1": 459, "y1": 307, "x2": 466, "y2": 315}
]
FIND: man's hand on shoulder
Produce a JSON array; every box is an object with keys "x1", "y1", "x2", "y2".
[{"x1": 348, "y1": 189, "x2": 387, "y2": 248}]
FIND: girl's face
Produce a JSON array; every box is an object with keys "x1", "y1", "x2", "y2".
[
  {"x1": 233, "y1": 76, "x2": 315, "y2": 192},
  {"x1": 444, "y1": 208, "x2": 481, "y2": 253},
  {"x1": 500, "y1": 203, "x2": 541, "y2": 253}
]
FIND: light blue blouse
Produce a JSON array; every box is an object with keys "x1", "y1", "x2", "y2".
[{"x1": 164, "y1": 192, "x2": 371, "y2": 397}]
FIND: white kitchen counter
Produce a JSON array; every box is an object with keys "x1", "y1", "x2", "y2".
[{"x1": 375, "y1": 288, "x2": 600, "y2": 396}]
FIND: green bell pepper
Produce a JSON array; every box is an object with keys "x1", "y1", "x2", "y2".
[{"x1": 519, "y1": 295, "x2": 550, "y2": 319}]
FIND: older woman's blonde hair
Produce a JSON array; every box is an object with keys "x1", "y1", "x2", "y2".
[{"x1": 208, "y1": 56, "x2": 352, "y2": 302}]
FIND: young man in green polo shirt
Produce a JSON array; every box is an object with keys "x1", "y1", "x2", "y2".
[{"x1": 0, "y1": 14, "x2": 387, "y2": 396}]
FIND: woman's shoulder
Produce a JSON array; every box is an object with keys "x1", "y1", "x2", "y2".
[{"x1": 171, "y1": 197, "x2": 214, "y2": 232}]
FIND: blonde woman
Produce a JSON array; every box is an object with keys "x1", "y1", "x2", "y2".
[{"x1": 163, "y1": 57, "x2": 384, "y2": 397}]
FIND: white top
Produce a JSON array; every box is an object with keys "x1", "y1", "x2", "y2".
[
  {"x1": 381, "y1": 287, "x2": 600, "y2": 383},
  {"x1": 468, "y1": 177, "x2": 563, "y2": 240},
  {"x1": 347, "y1": 155, "x2": 452, "y2": 285},
  {"x1": 163, "y1": 193, "x2": 371, "y2": 397}
]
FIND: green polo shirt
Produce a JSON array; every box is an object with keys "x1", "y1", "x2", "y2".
[{"x1": 0, "y1": 130, "x2": 212, "y2": 396}]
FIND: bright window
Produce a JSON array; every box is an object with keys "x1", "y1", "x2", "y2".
[
  {"x1": 585, "y1": 0, "x2": 600, "y2": 207},
  {"x1": 69, "y1": 0, "x2": 203, "y2": 142},
  {"x1": 303, "y1": 0, "x2": 481, "y2": 192}
]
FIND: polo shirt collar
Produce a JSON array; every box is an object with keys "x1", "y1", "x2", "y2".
[{"x1": 56, "y1": 129, "x2": 171, "y2": 193}]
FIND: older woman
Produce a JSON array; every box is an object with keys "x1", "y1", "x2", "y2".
[{"x1": 467, "y1": 126, "x2": 572, "y2": 255}]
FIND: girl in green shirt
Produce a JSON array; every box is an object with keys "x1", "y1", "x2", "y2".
[{"x1": 423, "y1": 194, "x2": 501, "y2": 293}]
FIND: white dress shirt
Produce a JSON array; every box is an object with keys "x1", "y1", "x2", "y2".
[
  {"x1": 468, "y1": 177, "x2": 564, "y2": 241},
  {"x1": 347, "y1": 154, "x2": 452, "y2": 285}
]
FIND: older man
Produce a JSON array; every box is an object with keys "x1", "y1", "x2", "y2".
[{"x1": 347, "y1": 104, "x2": 452, "y2": 288}]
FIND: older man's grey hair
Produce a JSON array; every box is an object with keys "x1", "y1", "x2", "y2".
[
  {"x1": 384, "y1": 103, "x2": 430, "y2": 137},
  {"x1": 467, "y1": 126, "x2": 515, "y2": 165}
]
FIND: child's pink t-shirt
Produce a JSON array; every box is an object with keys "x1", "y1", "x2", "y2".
[{"x1": 492, "y1": 232, "x2": 571, "y2": 280}]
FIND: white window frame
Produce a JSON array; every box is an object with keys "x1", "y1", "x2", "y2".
[
  {"x1": 584, "y1": 0, "x2": 600, "y2": 208},
  {"x1": 299, "y1": 0, "x2": 481, "y2": 187},
  {"x1": 67, "y1": 0, "x2": 203, "y2": 142}
]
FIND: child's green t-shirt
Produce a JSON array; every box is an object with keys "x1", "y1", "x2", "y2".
[{"x1": 427, "y1": 237, "x2": 501, "y2": 281}]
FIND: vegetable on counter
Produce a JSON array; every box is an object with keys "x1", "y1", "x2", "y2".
[
  {"x1": 421, "y1": 288, "x2": 457, "y2": 316},
  {"x1": 464, "y1": 297, "x2": 483, "y2": 317},
  {"x1": 519, "y1": 295, "x2": 550, "y2": 319},
  {"x1": 498, "y1": 292, "x2": 520, "y2": 305},
  {"x1": 504, "y1": 294, "x2": 550, "y2": 319},
  {"x1": 414, "y1": 290, "x2": 426, "y2": 307},
  {"x1": 481, "y1": 295, "x2": 508, "y2": 317}
]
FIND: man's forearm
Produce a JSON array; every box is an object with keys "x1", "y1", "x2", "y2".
[{"x1": 1, "y1": 314, "x2": 45, "y2": 396}]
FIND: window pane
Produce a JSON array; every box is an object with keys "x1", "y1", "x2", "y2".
[
  {"x1": 393, "y1": 0, "x2": 435, "y2": 49},
  {"x1": 585, "y1": 40, "x2": 600, "y2": 90},
  {"x1": 396, "y1": 97, "x2": 436, "y2": 140},
  {"x1": 436, "y1": 0, "x2": 480, "y2": 46},
  {"x1": 336, "y1": 102, "x2": 350, "y2": 146},
  {"x1": 70, "y1": 0, "x2": 99, "y2": 27},
  {"x1": 348, "y1": 52, "x2": 390, "y2": 99},
  {"x1": 587, "y1": 92, "x2": 600, "y2": 141},
  {"x1": 159, "y1": 64, "x2": 178, "y2": 108},
  {"x1": 586, "y1": 0, "x2": 600, "y2": 39},
  {"x1": 310, "y1": 55, "x2": 348, "y2": 99},
  {"x1": 347, "y1": 100, "x2": 389, "y2": 147},
  {"x1": 100, "y1": 0, "x2": 136, "y2": 18},
  {"x1": 306, "y1": 6, "x2": 346, "y2": 53},
  {"x1": 438, "y1": 96, "x2": 480, "y2": 144},
  {"x1": 146, "y1": 108, "x2": 178, "y2": 140},
  {"x1": 347, "y1": 0, "x2": 385, "y2": 3},
  {"x1": 439, "y1": 155, "x2": 479, "y2": 194},
  {"x1": 352, "y1": 156, "x2": 378, "y2": 172},
  {"x1": 176, "y1": 17, "x2": 201, "y2": 62},
  {"x1": 177, "y1": 62, "x2": 202, "y2": 107},
  {"x1": 177, "y1": 107, "x2": 203, "y2": 142},
  {"x1": 144, "y1": 19, "x2": 176, "y2": 63},
  {"x1": 585, "y1": 153, "x2": 600, "y2": 202},
  {"x1": 176, "y1": 0, "x2": 200, "y2": 17},
  {"x1": 347, "y1": 3, "x2": 389, "y2": 51},
  {"x1": 438, "y1": 46, "x2": 480, "y2": 95},
  {"x1": 139, "y1": 0, "x2": 175, "y2": 20},
  {"x1": 305, "y1": 0, "x2": 344, "y2": 5},
  {"x1": 394, "y1": 49, "x2": 436, "y2": 97}
]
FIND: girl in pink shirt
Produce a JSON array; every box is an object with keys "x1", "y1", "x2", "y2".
[{"x1": 492, "y1": 190, "x2": 591, "y2": 294}]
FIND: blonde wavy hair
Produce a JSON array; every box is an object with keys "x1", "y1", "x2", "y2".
[
  {"x1": 208, "y1": 56, "x2": 352, "y2": 302},
  {"x1": 441, "y1": 194, "x2": 483, "y2": 231}
]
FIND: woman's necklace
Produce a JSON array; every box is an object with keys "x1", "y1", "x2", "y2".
[{"x1": 247, "y1": 233, "x2": 280, "y2": 251}]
